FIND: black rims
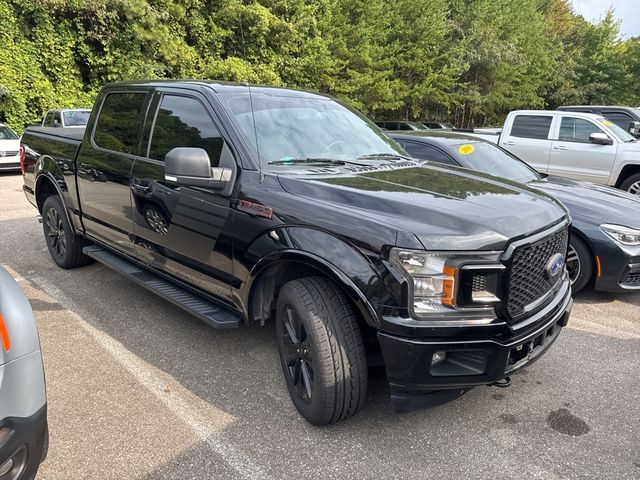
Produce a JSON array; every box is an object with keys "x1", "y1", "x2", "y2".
[
  {"x1": 280, "y1": 304, "x2": 315, "y2": 402},
  {"x1": 45, "y1": 206, "x2": 67, "y2": 258}
]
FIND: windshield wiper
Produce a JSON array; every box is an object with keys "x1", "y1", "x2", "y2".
[
  {"x1": 268, "y1": 158, "x2": 367, "y2": 166},
  {"x1": 357, "y1": 153, "x2": 413, "y2": 162}
]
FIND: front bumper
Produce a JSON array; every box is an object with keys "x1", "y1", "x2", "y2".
[
  {"x1": 0, "y1": 155, "x2": 21, "y2": 171},
  {"x1": 0, "y1": 405, "x2": 48, "y2": 480},
  {"x1": 591, "y1": 236, "x2": 640, "y2": 292},
  {"x1": 378, "y1": 283, "x2": 572, "y2": 413}
]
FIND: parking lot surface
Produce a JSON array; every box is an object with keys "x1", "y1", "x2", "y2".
[{"x1": 1, "y1": 172, "x2": 639, "y2": 479}]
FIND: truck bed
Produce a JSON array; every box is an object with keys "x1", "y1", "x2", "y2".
[{"x1": 25, "y1": 126, "x2": 85, "y2": 144}]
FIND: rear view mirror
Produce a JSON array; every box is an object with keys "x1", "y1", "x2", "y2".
[
  {"x1": 589, "y1": 133, "x2": 613, "y2": 146},
  {"x1": 164, "y1": 147, "x2": 231, "y2": 189},
  {"x1": 629, "y1": 121, "x2": 640, "y2": 138}
]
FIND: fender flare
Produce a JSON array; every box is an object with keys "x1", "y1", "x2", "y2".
[
  {"x1": 245, "y1": 249, "x2": 382, "y2": 329},
  {"x1": 34, "y1": 158, "x2": 77, "y2": 234}
]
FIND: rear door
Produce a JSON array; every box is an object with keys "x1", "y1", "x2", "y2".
[
  {"x1": 130, "y1": 88, "x2": 237, "y2": 302},
  {"x1": 499, "y1": 114, "x2": 555, "y2": 172},
  {"x1": 548, "y1": 115, "x2": 616, "y2": 183},
  {"x1": 76, "y1": 89, "x2": 152, "y2": 255}
]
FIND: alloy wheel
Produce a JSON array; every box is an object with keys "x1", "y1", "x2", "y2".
[
  {"x1": 280, "y1": 304, "x2": 315, "y2": 402},
  {"x1": 627, "y1": 181, "x2": 640, "y2": 195},
  {"x1": 566, "y1": 245, "x2": 581, "y2": 285},
  {"x1": 46, "y1": 207, "x2": 66, "y2": 257}
]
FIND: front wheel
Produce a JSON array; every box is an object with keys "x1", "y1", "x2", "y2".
[
  {"x1": 566, "y1": 237, "x2": 594, "y2": 293},
  {"x1": 619, "y1": 173, "x2": 640, "y2": 195},
  {"x1": 276, "y1": 277, "x2": 368, "y2": 425}
]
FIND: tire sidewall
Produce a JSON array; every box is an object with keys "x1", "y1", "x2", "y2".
[
  {"x1": 569, "y1": 237, "x2": 593, "y2": 293},
  {"x1": 276, "y1": 284, "x2": 331, "y2": 424},
  {"x1": 42, "y1": 196, "x2": 75, "y2": 268},
  {"x1": 620, "y1": 173, "x2": 640, "y2": 195}
]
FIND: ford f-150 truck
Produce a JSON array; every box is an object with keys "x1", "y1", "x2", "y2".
[
  {"x1": 484, "y1": 110, "x2": 640, "y2": 194},
  {"x1": 21, "y1": 81, "x2": 572, "y2": 425}
]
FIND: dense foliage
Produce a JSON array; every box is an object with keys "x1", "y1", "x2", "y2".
[{"x1": 1, "y1": 0, "x2": 638, "y2": 132}]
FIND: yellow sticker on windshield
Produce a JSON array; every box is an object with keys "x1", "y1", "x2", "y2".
[
  {"x1": 458, "y1": 144, "x2": 475, "y2": 155},
  {"x1": 602, "y1": 120, "x2": 614, "y2": 127}
]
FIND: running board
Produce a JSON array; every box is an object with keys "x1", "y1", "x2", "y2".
[{"x1": 83, "y1": 245, "x2": 241, "y2": 329}]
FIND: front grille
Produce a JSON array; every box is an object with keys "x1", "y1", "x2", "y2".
[
  {"x1": 506, "y1": 228, "x2": 569, "y2": 319},
  {"x1": 472, "y1": 274, "x2": 488, "y2": 291},
  {"x1": 0, "y1": 162, "x2": 20, "y2": 169},
  {"x1": 621, "y1": 271, "x2": 640, "y2": 287}
]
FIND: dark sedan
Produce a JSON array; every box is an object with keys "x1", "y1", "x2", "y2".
[{"x1": 390, "y1": 131, "x2": 640, "y2": 293}]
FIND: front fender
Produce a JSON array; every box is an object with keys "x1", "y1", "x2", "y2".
[{"x1": 244, "y1": 226, "x2": 398, "y2": 329}]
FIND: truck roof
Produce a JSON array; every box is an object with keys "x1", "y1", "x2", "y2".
[
  {"x1": 509, "y1": 109, "x2": 604, "y2": 120},
  {"x1": 105, "y1": 80, "x2": 331, "y2": 100}
]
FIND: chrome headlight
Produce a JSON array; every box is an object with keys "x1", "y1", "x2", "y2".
[
  {"x1": 600, "y1": 224, "x2": 640, "y2": 246},
  {"x1": 389, "y1": 248, "x2": 501, "y2": 322}
]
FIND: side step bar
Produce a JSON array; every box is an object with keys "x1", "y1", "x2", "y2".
[{"x1": 83, "y1": 245, "x2": 241, "y2": 329}]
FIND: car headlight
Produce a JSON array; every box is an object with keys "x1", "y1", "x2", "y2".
[
  {"x1": 600, "y1": 224, "x2": 640, "y2": 246},
  {"x1": 389, "y1": 248, "x2": 500, "y2": 322}
]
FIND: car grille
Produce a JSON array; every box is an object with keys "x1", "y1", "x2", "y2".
[
  {"x1": 506, "y1": 228, "x2": 569, "y2": 319},
  {"x1": 0, "y1": 162, "x2": 20, "y2": 169}
]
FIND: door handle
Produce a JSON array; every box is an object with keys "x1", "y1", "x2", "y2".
[
  {"x1": 503, "y1": 141, "x2": 516, "y2": 146},
  {"x1": 131, "y1": 182, "x2": 151, "y2": 194},
  {"x1": 553, "y1": 146, "x2": 568, "y2": 151}
]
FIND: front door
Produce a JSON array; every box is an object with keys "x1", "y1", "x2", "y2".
[
  {"x1": 548, "y1": 116, "x2": 616, "y2": 183},
  {"x1": 76, "y1": 89, "x2": 151, "y2": 255},
  {"x1": 130, "y1": 91, "x2": 237, "y2": 302}
]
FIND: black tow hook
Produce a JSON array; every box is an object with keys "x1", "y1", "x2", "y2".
[{"x1": 490, "y1": 377, "x2": 512, "y2": 388}]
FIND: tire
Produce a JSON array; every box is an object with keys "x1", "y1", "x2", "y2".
[
  {"x1": 619, "y1": 173, "x2": 640, "y2": 195},
  {"x1": 276, "y1": 276, "x2": 368, "y2": 425},
  {"x1": 42, "y1": 195, "x2": 92, "y2": 269},
  {"x1": 567, "y1": 236, "x2": 593, "y2": 293}
]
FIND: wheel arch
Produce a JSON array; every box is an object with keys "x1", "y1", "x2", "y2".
[
  {"x1": 614, "y1": 164, "x2": 640, "y2": 189},
  {"x1": 246, "y1": 250, "x2": 382, "y2": 331},
  {"x1": 35, "y1": 172, "x2": 77, "y2": 235}
]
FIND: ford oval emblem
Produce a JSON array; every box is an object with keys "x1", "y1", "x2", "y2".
[{"x1": 545, "y1": 253, "x2": 565, "y2": 279}]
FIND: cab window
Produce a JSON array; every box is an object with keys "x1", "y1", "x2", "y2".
[
  {"x1": 558, "y1": 117, "x2": 603, "y2": 143},
  {"x1": 148, "y1": 95, "x2": 223, "y2": 166},
  {"x1": 94, "y1": 92, "x2": 148, "y2": 155},
  {"x1": 510, "y1": 115, "x2": 552, "y2": 140}
]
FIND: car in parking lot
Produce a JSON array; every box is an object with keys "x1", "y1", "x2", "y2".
[
  {"x1": 375, "y1": 120, "x2": 427, "y2": 131},
  {"x1": 0, "y1": 125, "x2": 21, "y2": 172},
  {"x1": 22, "y1": 80, "x2": 573, "y2": 424},
  {"x1": 0, "y1": 266, "x2": 48, "y2": 480},
  {"x1": 422, "y1": 121, "x2": 454, "y2": 130},
  {"x1": 41, "y1": 109, "x2": 91, "y2": 128},
  {"x1": 391, "y1": 130, "x2": 640, "y2": 293}
]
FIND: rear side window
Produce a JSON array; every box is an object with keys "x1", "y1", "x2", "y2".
[
  {"x1": 148, "y1": 95, "x2": 223, "y2": 166},
  {"x1": 510, "y1": 115, "x2": 552, "y2": 140},
  {"x1": 94, "y1": 92, "x2": 147, "y2": 155},
  {"x1": 53, "y1": 111, "x2": 62, "y2": 127},
  {"x1": 403, "y1": 141, "x2": 456, "y2": 165},
  {"x1": 559, "y1": 117, "x2": 603, "y2": 143},
  {"x1": 44, "y1": 112, "x2": 53, "y2": 126}
]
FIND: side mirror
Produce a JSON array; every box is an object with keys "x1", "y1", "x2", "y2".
[
  {"x1": 164, "y1": 147, "x2": 231, "y2": 189},
  {"x1": 589, "y1": 132, "x2": 613, "y2": 146},
  {"x1": 629, "y1": 121, "x2": 640, "y2": 137}
]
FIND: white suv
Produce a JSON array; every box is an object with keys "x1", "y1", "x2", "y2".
[
  {"x1": 497, "y1": 110, "x2": 640, "y2": 193},
  {"x1": 0, "y1": 124, "x2": 21, "y2": 172}
]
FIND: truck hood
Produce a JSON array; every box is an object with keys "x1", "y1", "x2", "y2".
[
  {"x1": 278, "y1": 165, "x2": 567, "y2": 250},
  {"x1": 531, "y1": 176, "x2": 640, "y2": 228}
]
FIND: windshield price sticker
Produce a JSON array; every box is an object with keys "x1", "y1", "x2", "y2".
[{"x1": 458, "y1": 144, "x2": 475, "y2": 155}]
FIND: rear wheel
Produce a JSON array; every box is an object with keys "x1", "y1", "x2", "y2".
[
  {"x1": 276, "y1": 276, "x2": 368, "y2": 425},
  {"x1": 42, "y1": 196, "x2": 92, "y2": 269},
  {"x1": 619, "y1": 173, "x2": 640, "y2": 195},
  {"x1": 566, "y1": 236, "x2": 593, "y2": 293}
]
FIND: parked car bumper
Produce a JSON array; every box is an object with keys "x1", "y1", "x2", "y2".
[
  {"x1": 0, "y1": 154, "x2": 21, "y2": 171},
  {"x1": 377, "y1": 280, "x2": 572, "y2": 413},
  {"x1": 590, "y1": 235, "x2": 640, "y2": 292}
]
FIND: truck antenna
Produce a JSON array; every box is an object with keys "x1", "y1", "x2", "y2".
[{"x1": 238, "y1": 9, "x2": 263, "y2": 180}]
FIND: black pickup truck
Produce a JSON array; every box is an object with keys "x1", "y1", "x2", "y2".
[{"x1": 22, "y1": 81, "x2": 572, "y2": 424}]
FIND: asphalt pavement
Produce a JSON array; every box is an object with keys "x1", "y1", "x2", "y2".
[{"x1": 1, "y1": 172, "x2": 639, "y2": 479}]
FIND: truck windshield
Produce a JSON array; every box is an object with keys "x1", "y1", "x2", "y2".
[
  {"x1": 63, "y1": 110, "x2": 91, "y2": 127},
  {"x1": 219, "y1": 92, "x2": 404, "y2": 167},
  {"x1": 598, "y1": 117, "x2": 636, "y2": 142},
  {"x1": 0, "y1": 126, "x2": 18, "y2": 140},
  {"x1": 452, "y1": 141, "x2": 540, "y2": 183}
]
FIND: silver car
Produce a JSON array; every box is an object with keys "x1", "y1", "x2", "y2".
[{"x1": 0, "y1": 267, "x2": 47, "y2": 480}]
